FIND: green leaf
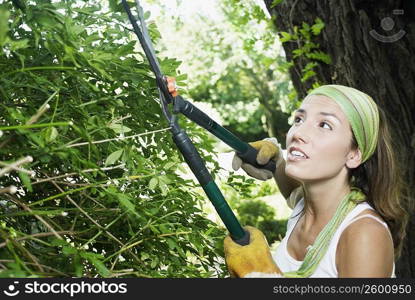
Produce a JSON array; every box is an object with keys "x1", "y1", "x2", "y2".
[
  {"x1": 117, "y1": 193, "x2": 137, "y2": 215},
  {"x1": 166, "y1": 238, "x2": 177, "y2": 250},
  {"x1": 144, "y1": 11, "x2": 151, "y2": 20},
  {"x1": 159, "y1": 224, "x2": 169, "y2": 234},
  {"x1": 9, "y1": 39, "x2": 29, "y2": 51},
  {"x1": 18, "y1": 171, "x2": 32, "y2": 192},
  {"x1": 0, "y1": 8, "x2": 10, "y2": 47},
  {"x1": 311, "y1": 18, "x2": 325, "y2": 35},
  {"x1": 175, "y1": 74, "x2": 188, "y2": 81},
  {"x1": 105, "y1": 149, "x2": 123, "y2": 166},
  {"x1": 74, "y1": 254, "x2": 83, "y2": 277},
  {"x1": 150, "y1": 258, "x2": 158, "y2": 269},
  {"x1": 44, "y1": 126, "x2": 58, "y2": 143},
  {"x1": 292, "y1": 48, "x2": 304, "y2": 58},
  {"x1": 271, "y1": 0, "x2": 284, "y2": 8},
  {"x1": 306, "y1": 51, "x2": 332, "y2": 64},
  {"x1": 35, "y1": 13, "x2": 57, "y2": 29},
  {"x1": 51, "y1": 238, "x2": 69, "y2": 247},
  {"x1": 301, "y1": 22, "x2": 310, "y2": 32},
  {"x1": 108, "y1": 123, "x2": 132, "y2": 134},
  {"x1": 149, "y1": 177, "x2": 158, "y2": 190},
  {"x1": 62, "y1": 245, "x2": 78, "y2": 255},
  {"x1": 164, "y1": 162, "x2": 175, "y2": 170},
  {"x1": 141, "y1": 252, "x2": 149, "y2": 261},
  {"x1": 301, "y1": 70, "x2": 317, "y2": 82},
  {"x1": 149, "y1": 225, "x2": 160, "y2": 234},
  {"x1": 279, "y1": 31, "x2": 292, "y2": 43},
  {"x1": 158, "y1": 175, "x2": 171, "y2": 184},
  {"x1": 159, "y1": 181, "x2": 168, "y2": 196},
  {"x1": 80, "y1": 252, "x2": 111, "y2": 277}
]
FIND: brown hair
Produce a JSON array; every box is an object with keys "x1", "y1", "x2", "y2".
[{"x1": 350, "y1": 106, "x2": 409, "y2": 259}]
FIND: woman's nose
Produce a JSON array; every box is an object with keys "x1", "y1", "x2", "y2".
[{"x1": 290, "y1": 123, "x2": 310, "y2": 144}]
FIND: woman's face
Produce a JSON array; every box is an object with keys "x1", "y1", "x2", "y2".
[{"x1": 285, "y1": 95, "x2": 360, "y2": 183}]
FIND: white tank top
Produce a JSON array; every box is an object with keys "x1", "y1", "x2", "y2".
[{"x1": 272, "y1": 198, "x2": 396, "y2": 278}]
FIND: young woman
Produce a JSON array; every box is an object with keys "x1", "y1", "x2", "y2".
[{"x1": 224, "y1": 85, "x2": 408, "y2": 278}]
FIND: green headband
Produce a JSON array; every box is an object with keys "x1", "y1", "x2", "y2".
[{"x1": 307, "y1": 85, "x2": 380, "y2": 163}]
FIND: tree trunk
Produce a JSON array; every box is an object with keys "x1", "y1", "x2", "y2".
[{"x1": 264, "y1": 0, "x2": 415, "y2": 277}]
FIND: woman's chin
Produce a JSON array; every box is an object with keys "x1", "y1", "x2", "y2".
[{"x1": 284, "y1": 167, "x2": 306, "y2": 182}]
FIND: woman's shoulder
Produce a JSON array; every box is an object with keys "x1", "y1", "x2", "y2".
[
  {"x1": 340, "y1": 208, "x2": 393, "y2": 250},
  {"x1": 336, "y1": 208, "x2": 394, "y2": 277}
]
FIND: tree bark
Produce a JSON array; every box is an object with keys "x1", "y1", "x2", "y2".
[{"x1": 264, "y1": 0, "x2": 415, "y2": 277}]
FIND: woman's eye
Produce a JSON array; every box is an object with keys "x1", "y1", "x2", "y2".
[
  {"x1": 294, "y1": 116, "x2": 303, "y2": 123},
  {"x1": 320, "y1": 121, "x2": 332, "y2": 130}
]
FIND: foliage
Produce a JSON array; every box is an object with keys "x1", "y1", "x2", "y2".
[
  {"x1": 221, "y1": 175, "x2": 288, "y2": 245},
  {"x1": 278, "y1": 17, "x2": 331, "y2": 90},
  {"x1": 190, "y1": 0, "x2": 293, "y2": 144},
  {"x1": 0, "y1": 0, "x2": 226, "y2": 278},
  {"x1": 236, "y1": 200, "x2": 287, "y2": 244}
]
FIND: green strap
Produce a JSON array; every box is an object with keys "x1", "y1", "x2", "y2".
[{"x1": 283, "y1": 188, "x2": 366, "y2": 278}]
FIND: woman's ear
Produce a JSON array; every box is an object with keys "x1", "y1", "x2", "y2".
[{"x1": 346, "y1": 148, "x2": 362, "y2": 169}]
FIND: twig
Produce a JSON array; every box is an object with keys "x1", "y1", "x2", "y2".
[
  {"x1": 109, "y1": 270, "x2": 152, "y2": 278},
  {"x1": 81, "y1": 212, "x2": 126, "y2": 250},
  {"x1": 28, "y1": 185, "x2": 93, "y2": 207},
  {"x1": 0, "y1": 156, "x2": 34, "y2": 177},
  {"x1": 0, "y1": 185, "x2": 17, "y2": 194},
  {"x1": 0, "y1": 228, "x2": 44, "y2": 273},
  {"x1": 26, "y1": 90, "x2": 59, "y2": 125},
  {"x1": 66, "y1": 127, "x2": 171, "y2": 148},
  {"x1": 44, "y1": 181, "x2": 95, "y2": 187},
  {"x1": 0, "y1": 161, "x2": 35, "y2": 176},
  {"x1": 0, "y1": 66, "x2": 76, "y2": 79},
  {"x1": 0, "y1": 231, "x2": 75, "y2": 248},
  {"x1": 50, "y1": 181, "x2": 145, "y2": 266},
  {"x1": 5, "y1": 194, "x2": 63, "y2": 240},
  {"x1": 26, "y1": 104, "x2": 50, "y2": 125},
  {"x1": 33, "y1": 164, "x2": 126, "y2": 185},
  {"x1": 49, "y1": 180, "x2": 141, "y2": 262},
  {"x1": 0, "y1": 259, "x2": 70, "y2": 277},
  {"x1": 0, "y1": 121, "x2": 72, "y2": 131},
  {"x1": 0, "y1": 91, "x2": 59, "y2": 149},
  {"x1": 105, "y1": 231, "x2": 191, "y2": 263},
  {"x1": 83, "y1": 193, "x2": 107, "y2": 209},
  {"x1": 109, "y1": 114, "x2": 132, "y2": 124}
]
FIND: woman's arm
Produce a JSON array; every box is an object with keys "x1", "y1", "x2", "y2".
[{"x1": 336, "y1": 217, "x2": 394, "y2": 277}]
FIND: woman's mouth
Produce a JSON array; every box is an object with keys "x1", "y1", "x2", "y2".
[{"x1": 287, "y1": 147, "x2": 309, "y2": 162}]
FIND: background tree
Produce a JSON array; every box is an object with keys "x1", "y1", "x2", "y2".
[
  {"x1": 0, "y1": 0, "x2": 226, "y2": 277},
  {"x1": 264, "y1": 0, "x2": 415, "y2": 277},
  {"x1": 147, "y1": 0, "x2": 294, "y2": 146}
]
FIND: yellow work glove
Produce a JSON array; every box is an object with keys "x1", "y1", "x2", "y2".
[
  {"x1": 224, "y1": 226, "x2": 282, "y2": 278},
  {"x1": 232, "y1": 138, "x2": 284, "y2": 181}
]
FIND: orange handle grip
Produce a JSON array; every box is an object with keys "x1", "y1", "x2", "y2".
[{"x1": 166, "y1": 76, "x2": 178, "y2": 97}]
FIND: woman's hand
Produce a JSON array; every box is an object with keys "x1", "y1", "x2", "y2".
[
  {"x1": 224, "y1": 226, "x2": 282, "y2": 277},
  {"x1": 232, "y1": 138, "x2": 283, "y2": 181}
]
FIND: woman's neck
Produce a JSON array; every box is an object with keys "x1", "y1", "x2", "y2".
[{"x1": 301, "y1": 175, "x2": 351, "y2": 230}]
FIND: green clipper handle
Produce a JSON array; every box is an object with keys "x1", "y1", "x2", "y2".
[
  {"x1": 171, "y1": 126, "x2": 250, "y2": 245},
  {"x1": 174, "y1": 96, "x2": 276, "y2": 173}
]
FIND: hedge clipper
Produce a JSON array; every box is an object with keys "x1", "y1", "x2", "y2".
[{"x1": 122, "y1": 0, "x2": 276, "y2": 245}]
